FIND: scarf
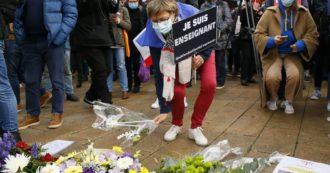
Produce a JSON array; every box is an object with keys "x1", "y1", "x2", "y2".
[{"x1": 159, "y1": 18, "x2": 192, "y2": 101}]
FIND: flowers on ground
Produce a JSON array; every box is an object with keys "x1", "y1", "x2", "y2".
[{"x1": 3, "y1": 153, "x2": 31, "y2": 173}]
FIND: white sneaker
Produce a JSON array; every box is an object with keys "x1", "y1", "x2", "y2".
[
  {"x1": 151, "y1": 98, "x2": 159, "y2": 109},
  {"x1": 188, "y1": 127, "x2": 208, "y2": 146},
  {"x1": 310, "y1": 90, "x2": 321, "y2": 100},
  {"x1": 266, "y1": 100, "x2": 277, "y2": 111},
  {"x1": 164, "y1": 125, "x2": 181, "y2": 141},
  {"x1": 327, "y1": 117, "x2": 330, "y2": 122},
  {"x1": 184, "y1": 97, "x2": 188, "y2": 108},
  {"x1": 327, "y1": 102, "x2": 330, "y2": 112},
  {"x1": 281, "y1": 100, "x2": 295, "y2": 114}
]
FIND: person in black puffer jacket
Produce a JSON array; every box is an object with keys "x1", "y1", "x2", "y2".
[{"x1": 71, "y1": 0, "x2": 119, "y2": 105}]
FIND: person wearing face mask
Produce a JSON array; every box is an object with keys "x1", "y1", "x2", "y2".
[
  {"x1": 253, "y1": 0, "x2": 319, "y2": 114},
  {"x1": 125, "y1": 0, "x2": 147, "y2": 93},
  {"x1": 136, "y1": 0, "x2": 215, "y2": 146}
]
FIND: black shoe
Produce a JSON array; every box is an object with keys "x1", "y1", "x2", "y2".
[
  {"x1": 76, "y1": 81, "x2": 82, "y2": 88},
  {"x1": 83, "y1": 96, "x2": 95, "y2": 106},
  {"x1": 132, "y1": 86, "x2": 140, "y2": 93},
  {"x1": 248, "y1": 78, "x2": 257, "y2": 83},
  {"x1": 83, "y1": 75, "x2": 88, "y2": 82},
  {"x1": 241, "y1": 80, "x2": 248, "y2": 86},
  {"x1": 11, "y1": 131, "x2": 22, "y2": 142},
  {"x1": 67, "y1": 94, "x2": 79, "y2": 102}
]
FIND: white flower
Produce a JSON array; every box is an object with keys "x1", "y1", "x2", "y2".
[
  {"x1": 37, "y1": 164, "x2": 60, "y2": 173},
  {"x1": 3, "y1": 154, "x2": 30, "y2": 173},
  {"x1": 116, "y1": 157, "x2": 134, "y2": 170}
]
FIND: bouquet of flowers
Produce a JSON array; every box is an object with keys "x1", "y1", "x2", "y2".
[
  {"x1": 92, "y1": 101, "x2": 157, "y2": 147},
  {"x1": 155, "y1": 140, "x2": 284, "y2": 173},
  {"x1": 37, "y1": 143, "x2": 150, "y2": 173},
  {"x1": 0, "y1": 133, "x2": 55, "y2": 173}
]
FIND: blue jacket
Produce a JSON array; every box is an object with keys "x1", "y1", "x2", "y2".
[{"x1": 14, "y1": 0, "x2": 77, "y2": 45}]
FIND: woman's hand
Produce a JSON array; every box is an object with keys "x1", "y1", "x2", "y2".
[
  {"x1": 290, "y1": 44, "x2": 298, "y2": 52},
  {"x1": 274, "y1": 35, "x2": 287, "y2": 45},
  {"x1": 192, "y1": 55, "x2": 204, "y2": 70},
  {"x1": 153, "y1": 113, "x2": 168, "y2": 125}
]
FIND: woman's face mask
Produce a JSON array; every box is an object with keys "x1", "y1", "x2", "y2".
[
  {"x1": 128, "y1": 2, "x2": 139, "y2": 9},
  {"x1": 152, "y1": 18, "x2": 173, "y2": 34},
  {"x1": 281, "y1": 0, "x2": 295, "y2": 7}
]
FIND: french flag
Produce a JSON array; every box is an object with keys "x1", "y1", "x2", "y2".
[{"x1": 133, "y1": 28, "x2": 153, "y2": 66}]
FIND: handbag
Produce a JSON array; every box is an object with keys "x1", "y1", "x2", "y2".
[{"x1": 138, "y1": 57, "x2": 150, "y2": 83}]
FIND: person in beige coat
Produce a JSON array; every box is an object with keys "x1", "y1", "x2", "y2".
[{"x1": 253, "y1": 0, "x2": 318, "y2": 114}]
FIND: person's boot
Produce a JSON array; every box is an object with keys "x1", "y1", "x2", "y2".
[
  {"x1": 48, "y1": 113, "x2": 63, "y2": 129},
  {"x1": 10, "y1": 131, "x2": 22, "y2": 142},
  {"x1": 122, "y1": 91, "x2": 129, "y2": 99},
  {"x1": 19, "y1": 115, "x2": 40, "y2": 130},
  {"x1": 40, "y1": 91, "x2": 52, "y2": 108},
  {"x1": 67, "y1": 94, "x2": 79, "y2": 102}
]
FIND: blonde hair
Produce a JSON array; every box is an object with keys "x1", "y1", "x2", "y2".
[{"x1": 147, "y1": 0, "x2": 178, "y2": 18}]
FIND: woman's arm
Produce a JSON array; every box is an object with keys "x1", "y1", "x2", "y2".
[{"x1": 118, "y1": 7, "x2": 131, "y2": 31}]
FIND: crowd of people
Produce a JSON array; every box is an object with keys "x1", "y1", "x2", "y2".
[{"x1": 0, "y1": 0, "x2": 329, "y2": 145}]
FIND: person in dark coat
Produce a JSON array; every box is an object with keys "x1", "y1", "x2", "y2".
[
  {"x1": 71, "y1": 0, "x2": 119, "y2": 105},
  {"x1": 125, "y1": 0, "x2": 147, "y2": 93}
]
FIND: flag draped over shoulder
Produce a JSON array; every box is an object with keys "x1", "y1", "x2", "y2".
[{"x1": 134, "y1": 2, "x2": 199, "y2": 66}]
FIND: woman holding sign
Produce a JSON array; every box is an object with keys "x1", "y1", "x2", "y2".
[{"x1": 137, "y1": 0, "x2": 215, "y2": 146}]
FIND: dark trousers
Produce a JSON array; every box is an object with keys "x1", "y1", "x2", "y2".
[
  {"x1": 215, "y1": 49, "x2": 226, "y2": 85},
  {"x1": 22, "y1": 37, "x2": 64, "y2": 116},
  {"x1": 125, "y1": 55, "x2": 141, "y2": 90},
  {"x1": 4, "y1": 40, "x2": 24, "y2": 104},
  {"x1": 229, "y1": 37, "x2": 241, "y2": 73},
  {"x1": 71, "y1": 50, "x2": 89, "y2": 84},
  {"x1": 150, "y1": 47, "x2": 172, "y2": 114},
  {"x1": 83, "y1": 47, "x2": 112, "y2": 103},
  {"x1": 240, "y1": 39, "x2": 255, "y2": 81}
]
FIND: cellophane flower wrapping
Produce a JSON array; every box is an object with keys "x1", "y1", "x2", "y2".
[
  {"x1": 154, "y1": 140, "x2": 285, "y2": 173},
  {"x1": 92, "y1": 101, "x2": 157, "y2": 147}
]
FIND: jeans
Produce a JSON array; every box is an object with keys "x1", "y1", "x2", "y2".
[
  {"x1": 107, "y1": 48, "x2": 129, "y2": 92},
  {"x1": 215, "y1": 50, "x2": 227, "y2": 86},
  {"x1": 4, "y1": 40, "x2": 24, "y2": 104},
  {"x1": 22, "y1": 37, "x2": 65, "y2": 116},
  {"x1": 83, "y1": 47, "x2": 112, "y2": 103},
  {"x1": 0, "y1": 40, "x2": 18, "y2": 132},
  {"x1": 42, "y1": 50, "x2": 74, "y2": 94}
]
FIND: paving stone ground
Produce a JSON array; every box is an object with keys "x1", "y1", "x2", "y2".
[{"x1": 19, "y1": 76, "x2": 330, "y2": 172}]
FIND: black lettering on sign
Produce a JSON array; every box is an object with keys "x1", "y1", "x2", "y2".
[{"x1": 172, "y1": 7, "x2": 217, "y2": 63}]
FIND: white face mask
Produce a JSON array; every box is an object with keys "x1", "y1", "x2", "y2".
[
  {"x1": 281, "y1": 0, "x2": 295, "y2": 7},
  {"x1": 152, "y1": 18, "x2": 173, "y2": 34}
]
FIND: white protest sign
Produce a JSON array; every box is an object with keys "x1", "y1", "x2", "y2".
[
  {"x1": 273, "y1": 156, "x2": 330, "y2": 173},
  {"x1": 42, "y1": 140, "x2": 74, "y2": 155}
]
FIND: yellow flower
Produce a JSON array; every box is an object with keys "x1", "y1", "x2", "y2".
[
  {"x1": 68, "y1": 151, "x2": 77, "y2": 157},
  {"x1": 129, "y1": 170, "x2": 137, "y2": 173},
  {"x1": 141, "y1": 167, "x2": 149, "y2": 173},
  {"x1": 112, "y1": 146, "x2": 124, "y2": 153},
  {"x1": 64, "y1": 166, "x2": 83, "y2": 173},
  {"x1": 134, "y1": 150, "x2": 141, "y2": 158},
  {"x1": 99, "y1": 161, "x2": 110, "y2": 166},
  {"x1": 55, "y1": 156, "x2": 65, "y2": 165}
]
